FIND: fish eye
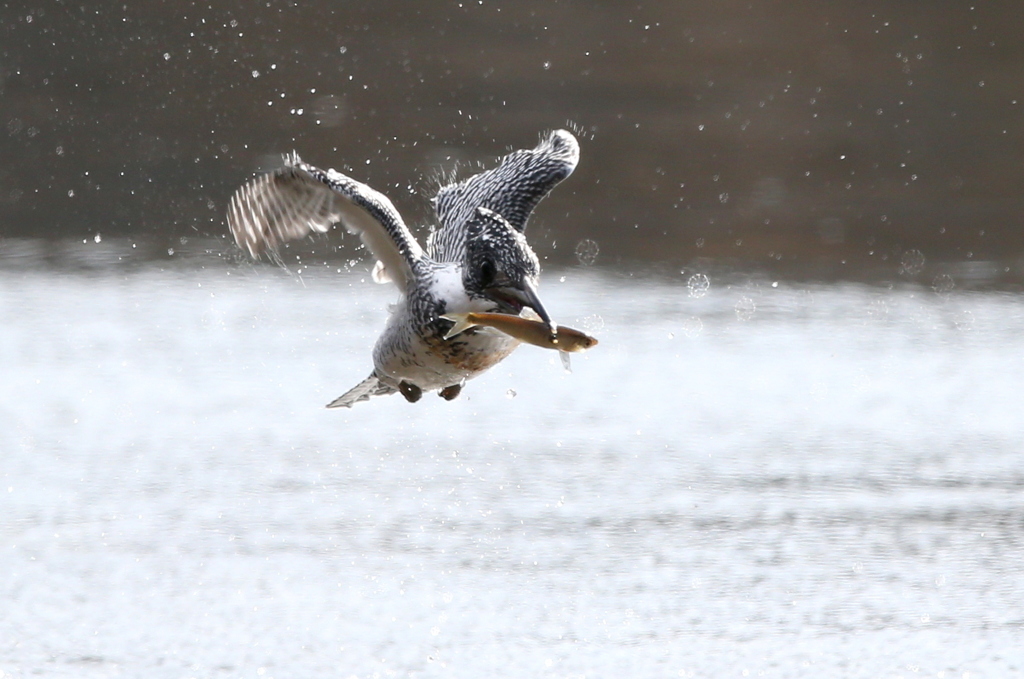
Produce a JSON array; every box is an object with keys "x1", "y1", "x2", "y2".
[{"x1": 479, "y1": 259, "x2": 496, "y2": 286}]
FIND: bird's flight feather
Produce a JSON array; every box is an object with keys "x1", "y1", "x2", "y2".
[
  {"x1": 227, "y1": 153, "x2": 423, "y2": 291},
  {"x1": 428, "y1": 129, "x2": 580, "y2": 261}
]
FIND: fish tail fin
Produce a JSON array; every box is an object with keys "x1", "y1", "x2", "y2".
[{"x1": 441, "y1": 313, "x2": 477, "y2": 340}]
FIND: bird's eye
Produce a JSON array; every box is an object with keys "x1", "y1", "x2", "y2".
[{"x1": 479, "y1": 259, "x2": 496, "y2": 286}]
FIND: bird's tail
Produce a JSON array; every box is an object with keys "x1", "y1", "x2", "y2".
[{"x1": 326, "y1": 372, "x2": 398, "y2": 408}]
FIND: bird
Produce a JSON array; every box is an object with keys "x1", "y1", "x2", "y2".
[{"x1": 226, "y1": 129, "x2": 580, "y2": 407}]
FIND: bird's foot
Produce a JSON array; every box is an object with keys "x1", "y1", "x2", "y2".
[
  {"x1": 438, "y1": 384, "x2": 462, "y2": 401},
  {"x1": 398, "y1": 381, "x2": 422, "y2": 403}
]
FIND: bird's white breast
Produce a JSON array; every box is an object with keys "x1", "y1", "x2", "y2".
[{"x1": 371, "y1": 263, "x2": 519, "y2": 391}]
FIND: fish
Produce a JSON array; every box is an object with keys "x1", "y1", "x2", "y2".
[{"x1": 441, "y1": 311, "x2": 598, "y2": 372}]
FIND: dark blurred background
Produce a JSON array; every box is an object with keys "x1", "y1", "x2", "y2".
[{"x1": 2, "y1": 0, "x2": 1023, "y2": 281}]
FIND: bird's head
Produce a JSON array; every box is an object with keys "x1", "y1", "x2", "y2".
[{"x1": 461, "y1": 207, "x2": 552, "y2": 327}]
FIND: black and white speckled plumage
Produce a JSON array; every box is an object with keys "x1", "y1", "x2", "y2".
[
  {"x1": 428, "y1": 129, "x2": 580, "y2": 263},
  {"x1": 226, "y1": 130, "x2": 579, "y2": 408}
]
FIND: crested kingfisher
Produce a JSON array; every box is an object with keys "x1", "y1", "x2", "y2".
[{"x1": 227, "y1": 129, "x2": 580, "y2": 407}]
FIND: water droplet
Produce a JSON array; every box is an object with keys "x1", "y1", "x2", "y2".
[
  {"x1": 687, "y1": 273, "x2": 710, "y2": 298},
  {"x1": 931, "y1": 274, "x2": 955, "y2": 294},
  {"x1": 574, "y1": 238, "x2": 599, "y2": 265},
  {"x1": 681, "y1": 317, "x2": 703, "y2": 338},
  {"x1": 735, "y1": 296, "x2": 756, "y2": 320},
  {"x1": 506, "y1": 389, "x2": 517, "y2": 399},
  {"x1": 93, "y1": 233, "x2": 101, "y2": 243},
  {"x1": 900, "y1": 248, "x2": 925, "y2": 276},
  {"x1": 312, "y1": 94, "x2": 347, "y2": 128},
  {"x1": 718, "y1": 192, "x2": 729, "y2": 204}
]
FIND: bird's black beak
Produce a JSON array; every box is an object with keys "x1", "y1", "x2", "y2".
[{"x1": 489, "y1": 279, "x2": 554, "y2": 331}]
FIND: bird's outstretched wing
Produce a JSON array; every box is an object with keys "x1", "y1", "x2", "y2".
[
  {"x1": 325, "y1": 372, "x2": 398, "y2": 408},
  {"x1": 429, "y1": 129, "x2": 580, "y2": 260},
  {"x1": 227, "y1": 153, "x2": 424, "y2": 291}
]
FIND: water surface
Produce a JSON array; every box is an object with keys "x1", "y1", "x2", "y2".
[{"x1": 1, "y1": 259, "x2": 1022, "y2": 678}]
